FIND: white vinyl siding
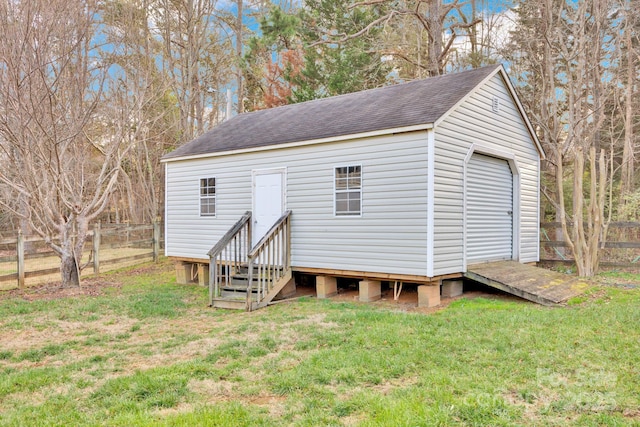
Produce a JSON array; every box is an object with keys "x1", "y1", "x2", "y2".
[
  {"x1": 432, "y1": 72, "x2": 541, "y2": 275},
  {"x1": 165, "y1": 131, "x2": 429, "y2": 276}
]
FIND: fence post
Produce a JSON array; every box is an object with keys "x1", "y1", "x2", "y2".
[
  {"x1": 153, "y1": 220, "x2": 160, "y2": 263},
  {"x1": 93, "y1": 222, "x2": 101, "y2": 274},
  {"x1": 17, "y1": 229, "x2": 24, "y2": 289}
]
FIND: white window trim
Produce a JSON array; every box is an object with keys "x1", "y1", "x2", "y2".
[
  {"x1": 199, "y1": 176, "x2": 216, "y2": 217},
  {"x1": 333, "y1": 164, "x2": 362, "y2": 217}
]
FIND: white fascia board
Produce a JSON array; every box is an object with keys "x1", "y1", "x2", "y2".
[{"x1": 161, "y1": 123, "x2": 433, "y2": 163}]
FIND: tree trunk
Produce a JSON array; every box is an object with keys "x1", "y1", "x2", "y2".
[
  {"x1": 236, "y1": 0, "x2": 244, "y2": 113},
  {"x1": 572, "y1": 147, "x2": 586, "y2": 275},
  {"x1": 426, "y1": 0, "x2": 443, "y2": 76},
  {"x1": 57, "y1": 218, "x2": 89, "y2": 288},
  {"x1": 556, "y1": 146, "x2": 576, "y2": 266},
  {"x1": 620, "y1": 14, "x2": 635, "y2": 205},
  {"x1": 562, "y1": 147, "x2": 610, "y2": 277},
  {"x1": 61, "y1": 251, "x2": 81, "y2": 288}
]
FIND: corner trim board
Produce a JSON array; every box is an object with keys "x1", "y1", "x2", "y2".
[{"x1": 426, "y1": 130, "x2": 435, "y2": 277}]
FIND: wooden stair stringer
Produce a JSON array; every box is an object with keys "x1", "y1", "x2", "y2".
[{"x1": 253, "y1": 269, "x2": 293, "y2": 309}]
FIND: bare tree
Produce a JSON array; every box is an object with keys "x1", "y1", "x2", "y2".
[
  {"x1": 0, "y1": 0, "x2": 130, "y2": 287},
  {"x1": 217, "y1": 0, "x2": 265, "y2": 114},
  {"x1": 310, "y1": 0, "x2": 481, "y2": 77},
  {"x1": 448, "y1": 0, "x2": 512, "y2": 71},
  {"x1": 506, "y1": 0, "x2": 619, "y2": 276},
  {"x1": 235, "y1": 0, "x2": 244, "y2": 113},
  {"x1": 103, "y1": 0, "x2": 183, "y2": 223},
  {"x1": 618, "y1": 0, "x2": 639, "y2": 207},
  {"x1": 98, "y1": 0, "x2": 233, "y2": 223},
  {"x1": 155, "y1": 0, "x2": 229, "y2": 143}
]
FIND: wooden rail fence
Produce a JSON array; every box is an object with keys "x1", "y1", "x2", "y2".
[
  {"x1": 540, "y1": 222, "x2": 640, "y2": 270},
  {"x1": 0, "y1": 222, "x2": 162, "y2": 289}
]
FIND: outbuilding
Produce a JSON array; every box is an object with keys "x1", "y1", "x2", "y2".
[{"x1": 162, "y1": 64, "x2": 544, "y2": 310}]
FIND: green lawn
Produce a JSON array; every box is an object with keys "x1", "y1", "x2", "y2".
[{"x1": 0, "y1": 260, "x2": 638, "y2": 426}]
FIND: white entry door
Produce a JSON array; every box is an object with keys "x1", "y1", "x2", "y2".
[{"x1": 252, "y1": 169, "x2": 285, "y2": 244}]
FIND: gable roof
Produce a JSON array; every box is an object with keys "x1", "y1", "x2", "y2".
[{"x1": 163, "y1": 64, "x2": 536, "y2": 161}]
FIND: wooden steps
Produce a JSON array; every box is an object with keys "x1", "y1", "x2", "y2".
[
  {"x1": 209, "y1": 210, "x2": 293, "y2": 311},
  {"x1": 211, "y1": 298, "x2": 249, "y2": 310},
  {"x1": 211, "y1": 266, "x2": 293, "y2": 310}
]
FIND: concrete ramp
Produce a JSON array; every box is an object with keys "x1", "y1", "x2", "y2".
[{"x1": 464, "y1": 261, "x2": 591, "y2": 306}]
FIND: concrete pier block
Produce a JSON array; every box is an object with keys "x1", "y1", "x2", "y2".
[
  {"x1": 418, "y1": 284, "x2": 440, "y2": 308},
  {"x1": 359, "y1": 280, "x2": 381, "y2": 302},
  {"x1": 441, "y1": 280, "x2": 463, "y2": 298},
  {"x1": 316, "y1": 276, "x2": 337, "y2": 299}
]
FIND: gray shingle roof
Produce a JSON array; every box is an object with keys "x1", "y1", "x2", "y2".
[{"x1": 163, "y1": 65, "x2": 501, "y2": 160}]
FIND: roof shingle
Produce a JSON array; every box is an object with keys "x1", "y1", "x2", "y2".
[{"x1": 163, "y1": 65, "x2": 501, "y2": 160}]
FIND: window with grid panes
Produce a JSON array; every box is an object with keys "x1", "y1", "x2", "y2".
[
  {"x1": 200, "y1": 178, "x2": 216, "y2": 216},
  {"x1": 335, "y1": 165, "x2": 361, "y2": 216}
]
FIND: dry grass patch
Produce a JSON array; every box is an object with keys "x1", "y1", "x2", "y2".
[{"x1": 0, "y1": 260, "x2": 638, "y2": 426}]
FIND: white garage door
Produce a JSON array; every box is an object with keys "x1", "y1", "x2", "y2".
[{"x1": 466, "y1": 153, "x2": 513, "y2": 264}]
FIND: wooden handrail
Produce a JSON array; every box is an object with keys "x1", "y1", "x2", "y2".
[
  {"x1": 246, "y1": 210, "x2": 292, "y2": 311},
  {"x1": 208, "y1": 211, "x2": 252, "y2": 306},
  {"x1": 248, "y1": 210, "x2": 292, "y2": 258},
  {"x1": 207, "y1": 211, "x2": 252, "y2": 257}
]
